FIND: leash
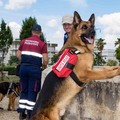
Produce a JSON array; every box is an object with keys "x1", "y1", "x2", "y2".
[
  {"x1": 12, "y1": 87, "x2": 19, "y2": 97},
  {"x1": 6, "y1": 82, "x2": 19, "y2": 97},
  {"x1": 6, "y1": 82, "x2": 13, "y2": 96}
]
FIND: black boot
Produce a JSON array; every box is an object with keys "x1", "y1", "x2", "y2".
[
  {"x1": 19, "y1": 112, "x2": 27, "y2": 120},
  {"x1": 26, "y1": 114, "x2": 31, "y2": 120}
]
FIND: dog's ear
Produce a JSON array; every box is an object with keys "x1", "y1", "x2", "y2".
[
  {"x1": 73, "y1": 11, "x2": 82, "y2": 27},
  {"x1": 89, "y1": 14, "x2": 95, "y2": 25}
]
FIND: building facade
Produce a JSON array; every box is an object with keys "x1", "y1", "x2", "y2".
[
  {"x1": 102, "y1": 49, "x2": 117, "y2": 61},
  {"x1": 2, "y1": 39, "x2": 58, "y2": 65},
  {"x1": 47, "y1": 43, "x2": 58, "y2": 64}
]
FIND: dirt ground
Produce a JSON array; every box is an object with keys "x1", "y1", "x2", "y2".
[{"x1": 0, "y1": 96, "x2": 19, "y2": 120}]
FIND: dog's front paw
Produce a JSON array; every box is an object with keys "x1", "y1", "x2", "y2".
[
  {"x1": 0, "y1": 107, "x2": 3, "y2": 110},
  {"x1": 117, "y1": 67, "x2": 120, "y2": 75},
  {"x1": 104, "y1": 66, "x2": 119, "y2": 71},
  {"x1": 7, "y1": 108, "x2": 11, "y2": 111}
]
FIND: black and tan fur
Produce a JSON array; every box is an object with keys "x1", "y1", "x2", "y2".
[
  {"x1": 30, "y1": 11, "x2": 120, "y2": 120},
  {"x1": 0, "y1": 81, "x2": 20, "y2": 111}
]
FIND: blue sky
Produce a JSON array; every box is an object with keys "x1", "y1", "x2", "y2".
[{"x1": 0, "y1": 0, "x2": 120, "y2": 51}]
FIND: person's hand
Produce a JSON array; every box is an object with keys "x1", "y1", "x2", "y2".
[{"x1": 42, "y1": 64, "x2": 47, "y2": 70}]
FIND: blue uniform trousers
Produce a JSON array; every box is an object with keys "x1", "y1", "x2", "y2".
[{"x1": 17, "y1": 65, "x2": 41, "y2": 116}]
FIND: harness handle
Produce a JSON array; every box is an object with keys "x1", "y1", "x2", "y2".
[
  {"x1": 6, "y1": 82, "x2": 13, "y2": 96},
  {"x1": 6, "y1": 82, "x2": 19, "y2": 97}
]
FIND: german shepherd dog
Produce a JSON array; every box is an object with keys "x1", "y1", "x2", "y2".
[
  {"x1": 30, "y1": 11, "x2": 120, "y2": 120},
  {"x1": 0, "y1": 81, "x2": 20, "y2": 110}
]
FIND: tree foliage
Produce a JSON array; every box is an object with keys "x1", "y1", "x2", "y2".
[
  {"x1": 94, "y1": 38, "x2": 106, "y2": 66},
  {"x1": 20, "y1": 17, "x2": 37, "y2": 40},
  {"x1": 115, "y1": 38, "x2": 120, "y2": 64},
  {"x1": 106, "y1": 59, "x2": 117, "y2": 66},
  {"x1": 8, "y1": 56, "x2": 19, "y2": 65},
  {"x1": 115, "y1": 47, "x2": 120, "y2": 64},
  {"x1": 115, "y1": 38, "x2": 120, "y2": 47},
  {"x1": 94, "y1": 52, "x2": 106, "y2": 66},
  {"x1": 40, "y1": 32, "x2": 47, "y2": 43},
  {"x1": 0, "y1": 19, "x2": 13, "y2": 80},
  {"x1": 19, "y1": 16, "x2": 46, "y2": 43},
  {"x1": 50, "y1": 54, "x2": 59, "y2": 65},
  {"x1": 0, "y1": 19, "x2": 13, "y2": 54},
  {"x1": 95, "y1": 38, "x2": 106, "y2": 52}
]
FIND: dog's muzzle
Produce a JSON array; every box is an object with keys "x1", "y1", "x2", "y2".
[{"x1": 81, "y1": 28, "x2": 96, "y2": 44}]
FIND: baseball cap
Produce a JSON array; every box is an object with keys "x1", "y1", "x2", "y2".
[
  {"x1": 62, "y1": 15, "x2": 73, "y2": 24},
  {"x1": 32, "y1": 24, "x2": 41, "y2": 31}
]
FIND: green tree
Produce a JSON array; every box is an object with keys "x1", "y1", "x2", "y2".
[
  {"x1": 50, "y1": 53, "x2": 59, "y2": 65},
  {"x1": 20, "y1": 17, "x2": 37, "y2": 40},
  {"x1": 8, "y1": 56, "x2": 19, "y2": 65},
  {"x1": 94, "y1": 38, "x2": 106, "y2": 66},
  {"x1": 40, "y1": 32, "x2": 47, "y2": 43},
  {"x1": 20, "y1": 17, "x2": 46, "y2": 42},
  {"x1": 115, "y1": 47, "x2": 120, "y2": 65},
  {"x1": 115, "y1": 38, "x2": 120, "y2": 65},
  {"x1": 94, "y1": 52, "x2": 106, "y2": 66},
  {"x1": 106, "y1": 59, "x2": 117, "y2": 66},
  {"x1": 115, "y1": 38, "x2": 120, "y2": 46},
  {"x1": 95, "y1": 38, "x2": 106, "y2": 52},
  {"x1": 0, "y1": 19, "x2": 13, "y2": 80}
]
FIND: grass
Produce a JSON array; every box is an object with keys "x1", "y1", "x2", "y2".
[{"x1": 0, "y1": 75, "x2": 19, "y2": 82}]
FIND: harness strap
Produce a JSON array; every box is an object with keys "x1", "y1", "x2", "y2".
[
  {"x1": 65, "y1": 50, "x2": 86, "y2": 87},
  {"x1": 12, "y1": 89, "x2": 19, "y2": 97},
  {"x1": 6, "y1": 82, "x2": 13, "y2": 96},
  {"x1": 70, "y1": 71, "x2": 85, "y2": 87},
  {"x1": 6, "y1": 82, "x2": 19, "y2": 97},
  {"x1": 65, "y1": 62, "x2": 75, "y2": 70}
]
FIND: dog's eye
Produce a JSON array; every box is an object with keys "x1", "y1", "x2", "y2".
[{"x1": 82, "y1": 25, "x2": 88, "y2": 30}]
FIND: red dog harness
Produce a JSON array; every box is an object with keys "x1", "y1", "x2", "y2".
[{"x1": 52, "y1": 49, "x2": 80, "y2": 77}]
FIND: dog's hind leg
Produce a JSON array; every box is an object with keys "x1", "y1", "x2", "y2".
[
  {"x1": 48, "y1": 107, "x2": 60, "y2": 120},
  {"x1": 7, "y1": 96, "x2": 11, "y2": 110},
  {"x1": 8, "y1": 94, "x2": 16, "y2": 111},
  {"x1": 11, "y1": 96, "x2": 16, "y2": 111},
  {"x1": 0, "y1": 93, "x2": 4, "y2": 101},
  {"x1": 0, "y1": 93, "x2": 4, "y2": 109},
  {"x1": 30, "y1": 107, "x2": 60, "y2": 120}
]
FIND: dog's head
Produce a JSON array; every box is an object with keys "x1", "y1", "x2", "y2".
[{"x1": 61, "y1": 11, "x2": 95, "y2": 53}]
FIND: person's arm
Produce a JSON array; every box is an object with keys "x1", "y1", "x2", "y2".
[
  {"x1": 42, "y1": 53, "x2": 48, "y2": 69},
  {"x1": 17, "y1": 50, "x2": 22, "y2": 60},
  {"x1": 41, "y1": 42, "x2": 48, "y2": 69},
  {"x1": 16, "y1": 40, "x2": 23, "y2": 60}
]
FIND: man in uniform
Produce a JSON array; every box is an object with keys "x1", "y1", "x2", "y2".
[{"x1": 17, "y1": 24, "x2": 48, "y2": 120}]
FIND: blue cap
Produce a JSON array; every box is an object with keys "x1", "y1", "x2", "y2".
[{"x1": 32, "y1": 24, "x2": 41, "y2": 31}]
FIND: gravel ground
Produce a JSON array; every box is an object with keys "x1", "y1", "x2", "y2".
[{"x1": 0, "y1": 96, "x2": 19, "y2": 120}]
